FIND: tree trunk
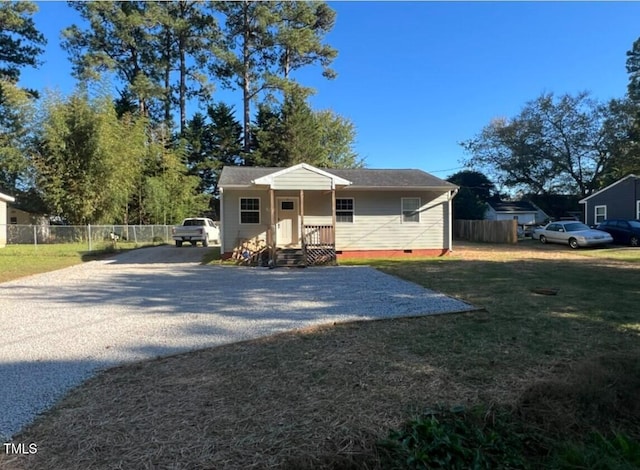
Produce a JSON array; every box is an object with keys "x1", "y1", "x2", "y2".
[{"x1": 242, "y1": 2, "x2": 251, "y2": 157}]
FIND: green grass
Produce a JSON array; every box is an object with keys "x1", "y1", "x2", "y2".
[
  {"x1": 0, "y1": 241, "x2": 160, "y2": 283},
  {"x1": 574, "y1": 246, "x2": 640, "y2": 262}
]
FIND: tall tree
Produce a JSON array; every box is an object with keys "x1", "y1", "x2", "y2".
[
  {"x1": 213, "y1": 1, "x2": 278, "y2": 155},
  {"x1": 213, "y1": 2, "x2": 338, "y2": 155},
  {"x1": 141, "y1": 126, "x2": 208, "y2": 224},
  {"x1": 184, "y1": 102, "x2": 242, "y2": 196},
  {"x1": 252, "y1": 91, "x2": 361, "y2": 168},
  {"x1": 154, "y1": 1, "x2": 219, "y2": 134},
  {"x1": 626, "y1": 38, "x2": 640, "y2": 104},
  {"x1": 62, "y1": 1, "x2": 162, "y2": 118},
  {"x1": 315, "y1": 110, "x2": 362, "y2": 168},
  {"x1": 0, "y1": 1, "x2": 45, "y2": 198},
  {"x1": 33, "y1": 90, "x2": 147, "y2": 224},
  {"x1": 274, "y1": 2, "x2": 337, "y2": 83},
  {"x1": 461, "y1": 92, "x2": 624, "y2": 197},
  {"x1": 447, "y1": 170, "x2": 496, "y2": 220},
  {"x1": 0, "y1": 1, "x2": 46, "y2": 83},
  {"x1": 0, "y1": 80, "x2": 35, "y2": 192}
]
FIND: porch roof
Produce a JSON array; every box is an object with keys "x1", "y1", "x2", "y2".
[
  {"x1": 0, "y1": 191, "x2": 15, "y2": 202},
  {"x1": 219, "y1": 164, "x2": 457, "y2": 191}
]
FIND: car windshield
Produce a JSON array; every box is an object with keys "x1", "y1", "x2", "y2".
[
  {"x1": 564, "y1": 223, "x2": 590, "y2": 232},
  {"x1": 629, "y1": 221, "x2": 640, "y2": 229}
]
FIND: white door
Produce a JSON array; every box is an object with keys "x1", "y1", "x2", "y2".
[{"x1": 276, "y1": 197, "x2": 299, "y2": 246}]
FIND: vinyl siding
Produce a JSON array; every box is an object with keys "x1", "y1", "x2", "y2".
[
  {"x1": 0, "y1": 200, "x2": 7, "y2": 247},
  {"x1": 271, "y1": 167, "x2": 333, "y2": 190},
  {"x1": 221, "y1": 188, "x2": 452, "y2": 253},
  {"x1": 583, "y1": 177, "x2": 640, "y2": 225},
  {"x1": 221, "y1": 189, "x2": 271, "y2": 254},
  {"x1": 334, "y1": 190, "x2": 449, "y2": 250}
]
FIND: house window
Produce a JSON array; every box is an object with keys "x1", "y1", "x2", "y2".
[
  {"x1": 9, "y1": 217, "x2": 17, "y2": 225},
  {"x1": 402, "y1": 197, "x2": 421, "y2": 223},
  {"x1": 280, "y1": 201, "x2": 294, "y2": 211},
  {"x1": 335, "y1": 198, "x2": 354, "y2": 223},
  {"x1": 240, "y1": 198, "x2": 260, "y2": 224},
  {"x1": 594, "y1": 205, "x2": 606, "y2": 224}
]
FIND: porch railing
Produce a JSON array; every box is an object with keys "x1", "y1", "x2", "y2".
[{"x1": 302, "y1": 225, "x2": 336, "y2": 265}]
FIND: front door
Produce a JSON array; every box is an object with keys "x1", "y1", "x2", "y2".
[{"x1": 276, "y1": 197, "x2": 300, "y2": 246}]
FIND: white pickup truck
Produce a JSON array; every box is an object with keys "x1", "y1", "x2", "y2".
[{"x1": 172, "y1": 218, "x2": 219, "y2": 247}]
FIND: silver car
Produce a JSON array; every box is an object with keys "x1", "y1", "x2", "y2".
[{"x1": 537, "y1": 221, "x2": 613, "y2": 249}]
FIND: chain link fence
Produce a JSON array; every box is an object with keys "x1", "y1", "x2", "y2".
[{"x1": 2, "y1": 224, "x2": 173, "y2": 250}]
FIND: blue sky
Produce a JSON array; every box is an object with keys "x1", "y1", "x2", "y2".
[{"x1": 20, "y1": 1, "x2": 640, "y2": 179}]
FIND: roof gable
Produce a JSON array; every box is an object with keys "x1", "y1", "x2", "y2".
[
  {"x1": 252, "y1": 163, "x2": 352, "y2": 189},
  {"x1": 579, "y1": 174, "x2": 639, "y2": 203}
]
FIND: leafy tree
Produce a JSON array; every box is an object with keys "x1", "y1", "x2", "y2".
[
  {"x1": 315, "y1": 109, "x2": 363, "y2": 168},
  {"x1": 461, "y1": 92, "x2": 625, "y2": 197},
  {"x1": 252, "y1": 91, "x2": 361, "y2": 168},
  {"x1": 184, "y1": 102, "x2": 242, "y2": 194},
  {"x1": 0, "y1": 79, "x2": 35, "y2": 192},
  {"x1": 0, "y1": 1, "x2": 46, "y2": 83},
  {"x1": 213, "y1": 1, "x2": 338, "y2": 154},
  {"x1": 251, "y1": 102, "x2": 285, "y2": 166},
  {"x1": 141, "y1": 127, "x2": 208, "y2": 224},
  {"x1": 33, "y1": 90, "x2": 147, "y2": 224},
  {"x1": 0, "y1": 1, "x2": 45, "y2": 199},
  {"x1": 447, "y1": 170, "x2": 495, "y2": 220}
]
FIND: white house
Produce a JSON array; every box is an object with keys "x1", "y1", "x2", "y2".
[
  {"x1": 218, "y1": 163, "x2": 458, "y2": 265},
  {"x1": 0, "y1": 191, "x2": 16, "y2": 247},
  {"x1": 485, "y1": 200, "x2": 548, "y2": 226}
]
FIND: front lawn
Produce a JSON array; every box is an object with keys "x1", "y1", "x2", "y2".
[
  {"x1": 2, "y1": 243, "x2": 639, "y2": 469},
  {"x1": 0, "y1": 242, "x2": 161, "y2": 283}
]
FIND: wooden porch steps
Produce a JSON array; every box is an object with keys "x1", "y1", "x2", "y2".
[{"x1": 275, "y1": 248, "x2": 306, "y2": 267}]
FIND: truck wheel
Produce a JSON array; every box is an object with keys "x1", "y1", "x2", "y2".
[
  {"x1": 203, "y1": 235, "x2": 209, "y2": 247},
  {"x1": 175, "y1": 240, "x2": 182, "y2": 247}
]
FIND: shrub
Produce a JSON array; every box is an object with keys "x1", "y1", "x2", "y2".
[{"x1": 379, "y1": 405, "x2": 529, "y2": 469}]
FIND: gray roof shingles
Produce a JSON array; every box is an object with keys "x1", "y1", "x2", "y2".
[
  {"x1": 489, "y1": 201, "x2": 538, "y2": 212},
  {"x1": 219, "y1": 166, "x2": 456, "y2": 189}
]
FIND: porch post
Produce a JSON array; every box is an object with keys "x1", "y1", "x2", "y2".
[
  {"x1": 269, "y1": 188, "x2": 275, "y2": 258},
  {"x1": 299, "y1": 189, "x2": 305, "y2": 245},
  {"x1": 331, "y1": 186, "x2": 336, "y2": 246}
]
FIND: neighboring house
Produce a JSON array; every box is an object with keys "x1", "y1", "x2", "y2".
[
  {"x1": 485, "y1": 200, "x2": 548, "y2": 226},
  {"x1": 527, "y1": 194, "x2": 582, "y2": 222},
  {"x1": 0, "y1": 191, "x2": 16, "y2": 247},
  {"x1": 579, "y1": 174, "x2": 640, "y2": 226},
  {"x1": 218, "y1": 163, "x2": 458, "y2": 265},
  {"x1": 7, "y1": 206, "x2": 42, "y2": 225}
]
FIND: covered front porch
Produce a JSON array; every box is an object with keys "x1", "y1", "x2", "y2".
[{"x1": 249, "y1": 164, "x2": 351, "y2": 267}]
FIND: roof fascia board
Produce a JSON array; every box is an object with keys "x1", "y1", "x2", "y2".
[
  {"x1": 252, "y1": 163, "x2": 352, "y2": 188},
  {"x1": 344, "y1": 185, "x2": 456, "y2": 191},
  {"x1": 0, "y1": 192, "x2": 16, "y2": 202},
  {"x1": 579, "y1": 174, "x2": 638, "y2": 204}
]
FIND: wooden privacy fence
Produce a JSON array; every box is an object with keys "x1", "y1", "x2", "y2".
[{"x1": 454, "y1": 219, "x2": 518, "y2": 244}]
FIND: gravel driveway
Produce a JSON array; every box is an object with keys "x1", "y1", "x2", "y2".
[{"x1": 0, "y1": 246, "x2": 474, "y2": 440}]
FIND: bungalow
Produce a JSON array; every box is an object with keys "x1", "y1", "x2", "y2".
[
  {"x1": 218, "y1": 163, "x2": 458, "y2": 265},
  {"x1": 485, "y1": 200, "x2": 548, "y2": 226},
  {"x1": 579, "y1": 174, "x2": 640, "y2": 226},
  {"x1": 0, "y1": 191, "x2": 16, "y2": 247}
]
